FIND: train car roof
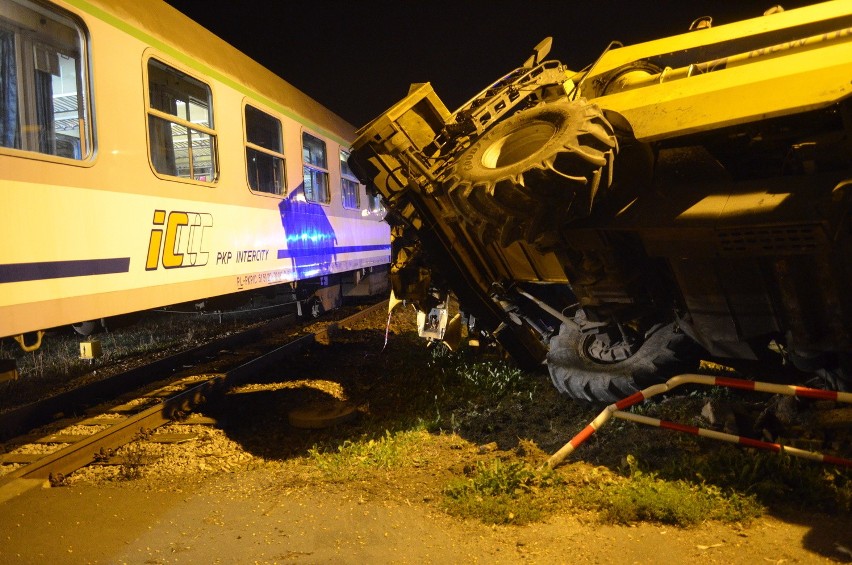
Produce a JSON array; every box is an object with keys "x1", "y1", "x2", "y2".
[{"x1": 77, "y1": 0, "x2": 357, "y2": 145}]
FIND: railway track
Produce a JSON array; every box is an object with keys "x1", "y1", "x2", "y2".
[
  {"x1": 0, "y1": 300, "x2": 387, "y2": 499},
  {"x1": 0, "y1": 311, "x2": 299, "y2": 441}
]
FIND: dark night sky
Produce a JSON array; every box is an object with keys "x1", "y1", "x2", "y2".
[{"x1": 163, "y1": 0, "x2": 820, "y2": 128}]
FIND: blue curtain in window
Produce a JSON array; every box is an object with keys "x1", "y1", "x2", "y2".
[
  {"x1": 35, "y1": 69, "x2": 54, "y2": 154},
  {"x1": 0, "y1": 29, "x2": 18, "y2": 148}
]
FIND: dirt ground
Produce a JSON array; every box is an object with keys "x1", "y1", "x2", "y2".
[
  {"x1": 1, "y1": 468, "x2": 850, "y2": 564},
  {"x1": 1, "y1": 304, "x2": 851, "y2": 564}
]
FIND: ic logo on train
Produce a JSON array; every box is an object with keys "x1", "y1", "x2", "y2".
[{"x1": 146, "y1": 210, "x2": 213, "y2": 270}]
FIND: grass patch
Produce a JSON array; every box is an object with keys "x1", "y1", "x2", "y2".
[
  {"x1": 615, "y1": 398, "x2": 852, "y2": 514},
  {"x1": 684, "y1": 445, "x2": 852, "y2": 514},
  {"x1": 339, "y1": 336, "x2": 842, "y2": 527},
  {"x1": 574, "y1": 455, "x2": 763, "y2": 526},
  {"x1": 443, "y1": 459, "x2": 563, "y2": 525},
  {"x1": 427, "y1": 346, "x2": 528, "y2": 398},
  {"x1": 440, "y1": 453, "x2": 763, "y2": 527},
  {"x1": 293, "y1": 322, "x2": 851, "y2": 527},
  {"x1": 307, "y1": 429, "x2": 428, "y2": 480}
]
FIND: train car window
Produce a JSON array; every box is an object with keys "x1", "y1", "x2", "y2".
[
  {"x1": 302, "y1": 132, "x2": 329, "y2": 204},
  {"x1": 339, "y1": 149, "x2": 360, "y2": 209},
  {"x1": 146, "y1": 58, "x2": 216, "y2": 182},
  {"x1": 367, "y1": 189, "x2": 384, "y2": 213},
  {"x1": 0, "y1": 0, "x2": 91, "y2": 160},
  {"x1": 245, "y1": 105, "x2": 285, "y2": 195}
]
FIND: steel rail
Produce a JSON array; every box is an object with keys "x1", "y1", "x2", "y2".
[
  {"x1": 0, "y1": 301, "x2": 387, "y2": 492},
  {"x1": 0, "y1": 313, "x2": 298, "y2": 441}
]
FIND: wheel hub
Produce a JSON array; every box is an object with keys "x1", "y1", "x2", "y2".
[
  {"x1": 480, "y1": 121, "x2": 557, "y2": 169},
  {"x1": 582, "y1": 329, "x2": 640, "y2": 363}
]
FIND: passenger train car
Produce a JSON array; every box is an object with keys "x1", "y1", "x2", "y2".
[{"x1": 0, "y1": 0, "x2": 391, "y2": 351}]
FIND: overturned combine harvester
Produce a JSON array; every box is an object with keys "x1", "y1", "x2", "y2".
[{"x1": 349, "y1": 3, "x2": 852, "y2": 402}]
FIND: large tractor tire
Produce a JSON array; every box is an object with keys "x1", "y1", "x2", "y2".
[
  {"x1": 546, "y1": 316, "x2": 702, "y2": 403},
  {"x1": 441, "y1": 97, "x2": 617, "y2": 249}
]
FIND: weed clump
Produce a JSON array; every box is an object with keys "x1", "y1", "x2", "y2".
[
  {"x1": 443, "y1": 459, "x2": 563, "y2": 525},
  {"x1": 685, "y1": 445, "x2": 852, "y2": 514},
  {"x1": 118, "y1": 444, "x2": 147, "y2": 481},
  {"x1": 307, "y1": 429, "x2": 427, "y2": 480},
  {"x1": 579, "y1": 455, "x2": 763, "y2": 526},
  {"x1": 426, "y1": 346, "x2": 527, "y2": 398}
]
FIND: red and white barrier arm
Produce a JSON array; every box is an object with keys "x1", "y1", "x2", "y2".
[
  {"x1": 612, "y1": 410, "x2": 852, "y2": 468},
  {"x1": 547, "y1": 373, "x2": 852, "y2": 469}
]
